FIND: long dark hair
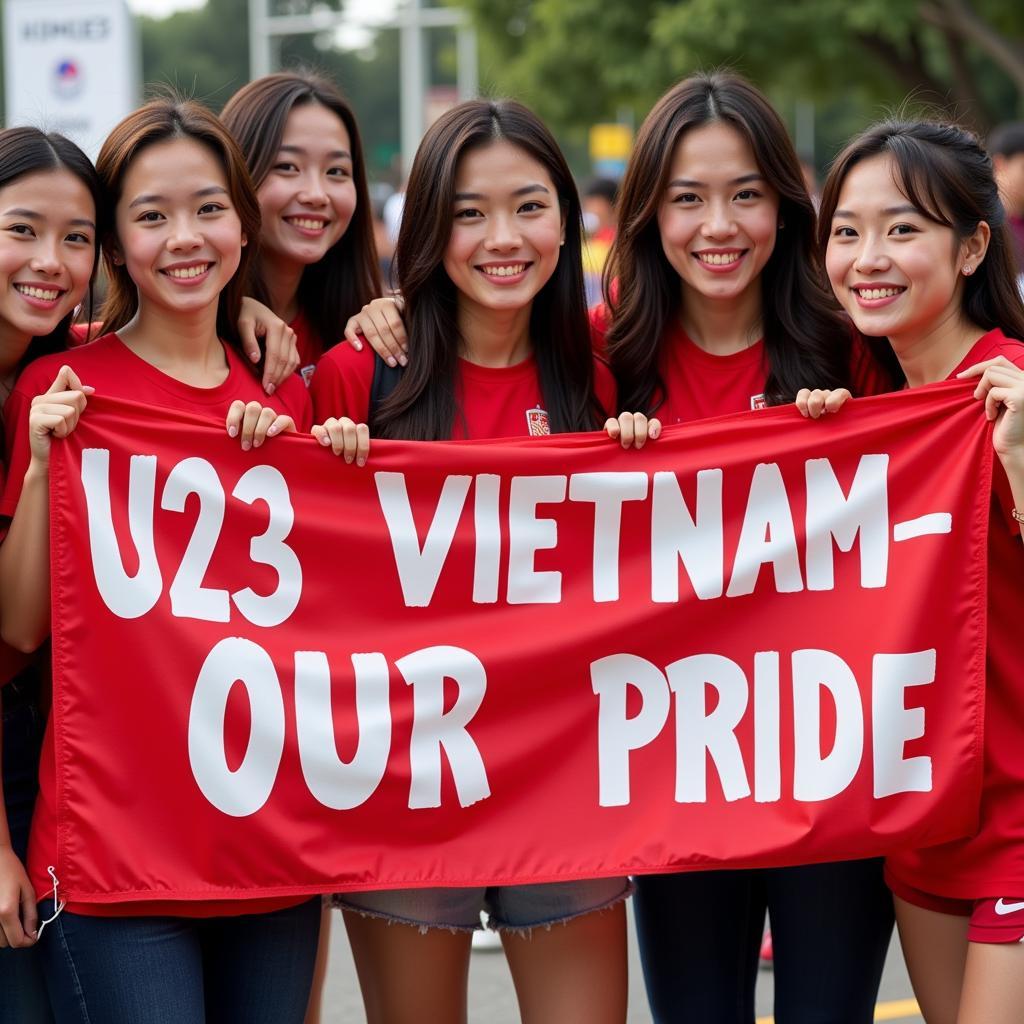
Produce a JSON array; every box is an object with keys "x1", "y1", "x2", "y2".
[
  {"x1": 376, "y1": 99, "x2": 599, "y2": 440},
  {"x1": 0, "y1": 126, "x2": 101, "y2": 367},
  {"x1": 221, "y1": 70, "x2": 381, "y2": 348},
  {"x1": 606, "y1": 71, "x2": 852, "y2": 412},
  {"x1": 819, "y1": 118, "x2": 1024, "y2": 347},
  {"x1": 96, "y1": 96, "x2": 262, "y2": 374}
]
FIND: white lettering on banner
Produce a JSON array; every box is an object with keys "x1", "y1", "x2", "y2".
[
  {"x1": 569, "y1": 472, "x2": 649, "y2": 602},
  {"x1": 651, "y1": 469, "x2": 724, "y2": 601},
  {"x1": 189, "y1": 637, "x2": 285, "y2": 817},
  {"x1": 188, "y1": 641, "x2": 491, "y2": 815},
  {"x1": 805, "y1": 455, "x2": 889, "y2": 589},
  {"x1": 376, "y1": 455, "x2": 901, "y2": 608},
  {"x1": 591, "y1": 648, "x2": 936, "y2": 807},
  {"x1": 507, "y1": 475, "x2": 568, "y2": 604},
  {"x1": 81, "y1": 449, "x2": 162, "y2": 619},
  {"x1": 81, "y1": 451, "x2": 300, "y2": 626},
  {"x1": 295, "y1": 651, "x2": 392, "y2": 810}
]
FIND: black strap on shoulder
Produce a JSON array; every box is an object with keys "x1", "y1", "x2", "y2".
[{"x1": 369, "y1": 353, "x2": 404, "y2": 421}]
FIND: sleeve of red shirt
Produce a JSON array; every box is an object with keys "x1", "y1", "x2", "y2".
[
  {"x1": 272, "y1": 374, "x2": 313, "y2": 433},
  {"x1": 588, "y1": 303, "x2": 611, "y2": 356},
  {"x1": 0, "y1": 369, "x2": 47, "y2": 519},
  {"x1": 309, "y1": 344, "x2": 374, "y2": 424}
]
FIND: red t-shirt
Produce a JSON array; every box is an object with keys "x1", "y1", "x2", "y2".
[
  {"x1": 310, "y1": 341, "x2": 618, "y2": 438},
  {"x1": 291, "y1": 311, "x2": 325, "y2": 388},
  {"x1": 886, "y1": 329, "x2": 1024, "y2": 899},
  {"x1": 588, "y1": 304, "x2": 892, "y2": 421},
  {"x1": 2, "y1": 333, "x2": 311, "y2": 917}
]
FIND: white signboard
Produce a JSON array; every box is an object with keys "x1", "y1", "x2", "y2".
[{"x1": 3, "y1": 0, "x2": 139, "y2": 158}]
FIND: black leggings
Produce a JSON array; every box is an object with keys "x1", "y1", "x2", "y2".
[{"x1": 633, "y1": 859, "x2": 894, "y2": 1024}]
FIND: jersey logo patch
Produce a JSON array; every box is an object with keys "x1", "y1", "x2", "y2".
[
  {"x1": 750, "y1": 393, "x2": 767, "y2": 410},
  {"x1": 300, "y1": 364, "x2": 317, "y2": 387},
  {"x1": 526, "y1": 407, "x2": 550, "y2": 436}
]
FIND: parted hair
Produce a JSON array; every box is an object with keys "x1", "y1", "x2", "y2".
[
  {"x1": 0, "y1": 126, "x2": 101, "y2": 366},
  {"x1": 605, "y1": 71, "x2": 853, "y2": 412},
  {"x1": 221, "y1": 70, "x2": 381, "y2": 348},
  {"x1": 96, "y1": 96, "x2": 262, "y2": 374},
  {"x1": 376, "y1": 99, "x2": 601, "y2": 440},
  {"x1": 819, "y1": 118, "x2": 1024, "y2": 343}
]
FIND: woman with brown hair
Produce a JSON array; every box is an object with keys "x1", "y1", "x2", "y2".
[
  {"x1": 347, "y1": 72, "x2": 897, "y2": 1023},
  {"x1": 818, "y1": 117, "x2": 1024, "y2": 1024},
  {"x1": 221, "y1": 71, "x2": 381, "y2": 386},
  {"x1": 311, "y1": 97, "x2": 644, "y2": 1024},
  {"x1": 0, "y1": 97, "x2": 317, "y2": 1023}
]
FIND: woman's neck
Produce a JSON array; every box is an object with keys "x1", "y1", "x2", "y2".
[
  {"x1": 890, "y1": 307, "x2": 986, "y2": 387},
  {"x1": 117, "y1": 299, "x2": 228, "y2": 386},
  {"x1": 258, "y1": 250, "x2": 304, "y2": 325},
  {"x1": 679, "y1": 281, "x2": 763, "y2": 355},
  {"x1": 456, "y1": 301, "x2": 533, "y2": 367}
]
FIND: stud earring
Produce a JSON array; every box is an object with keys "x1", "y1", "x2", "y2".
[{"x1": 962, "y1": 265, "x2": 974, "y2": 275}]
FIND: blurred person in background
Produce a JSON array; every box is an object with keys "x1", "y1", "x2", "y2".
[{"x1": 989, "y1": 122, "x2": 1024, "y2": 287}]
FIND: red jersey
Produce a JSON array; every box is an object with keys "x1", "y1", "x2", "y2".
[
  {"x1": 310, "y1": 341, "x2": 617, "y2": 438},
  {"x1": 886, "y1": 329, "x2": 1024, "y2": 898},
  {"x1": 2, "y1": 332, "x2": 311, "y2": 918},
  {"x1": 291, "y1": 311, "x2": 326, "y2": 388},
  {"x1": 588, "y1": 304, "x2": 892, "y2": 420}
]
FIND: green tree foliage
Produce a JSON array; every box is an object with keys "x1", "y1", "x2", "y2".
[
  {"x1": 137, "y1": 0, "x2": 400, "y2": 180},
  {"x1": 463, "y1": 0, "x2": 1024, "y2": 156}
]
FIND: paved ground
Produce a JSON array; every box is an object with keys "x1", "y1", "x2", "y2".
[{"x1": 320, "y1": 907, "x2": 924, "y2": 1023}]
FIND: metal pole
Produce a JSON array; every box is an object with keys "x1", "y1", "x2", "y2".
[
  {"x1": 399, "y1": 0, "x2": 425, "y2": 177},
  {"x1": 248, "y1": 0, "x2": 272, "y2": 79},
  {"x1": 456, "y1": 23, "x2": 478, "y2": 101}
]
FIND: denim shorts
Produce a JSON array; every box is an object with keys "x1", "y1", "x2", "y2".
[{"x1": 333, "y1": 877, "x2": 633, "y2": 934}]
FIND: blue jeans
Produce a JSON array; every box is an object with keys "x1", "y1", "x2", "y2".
[
  {"x1": 634, "y1": 859, "x2": 894, "y2": 1024},
  {"x1": 0, "y1": 671, "x2": 54, "y2": 1024},
  {"x1": 38, "y1": 897, "x2": 321, "y2": 1024}
]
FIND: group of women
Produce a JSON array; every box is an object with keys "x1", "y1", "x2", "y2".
[{"x1": 0, "y1": 62, "x2": 1021, "y2": 1024}]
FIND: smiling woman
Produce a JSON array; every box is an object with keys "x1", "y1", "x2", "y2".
[
  {"x1": 0, "y1": 98, "x2": 317, "y2": 1024},
  {"x1": 221, "y1": 71, "x2": 381, "y2": 383}
]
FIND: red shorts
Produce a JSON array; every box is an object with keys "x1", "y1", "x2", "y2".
[{"x1": 887, "y1": 872, "x2": 1024, "y2": 944}]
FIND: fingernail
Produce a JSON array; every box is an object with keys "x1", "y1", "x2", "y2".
[
  {"x1": 357, "y1": 457, "x2": 365, "y2": 467},
  {"x1": 387, "y1": 357, "x2": 396, "y2": 367},
  {"x1": 353, "y1": 338, "x2": 363, "y2": 350},
  {"x1": 399, "y1": 355, "x2": 408, "y2": 367},
  {"x1": 254, "y1": 438, "x2": 263, "y2": 447},
  {"x1": 242, "y1": 440, "x2": 251, "y2": 451},
  {"x1": 318, "y1": 433, "x2": 330, "y2": 445},
  {"x1": 345, "y1": 454, "x2": 353, "y2": 464},
  {"x1": 267, "y1": 424, "x2": 279, "y2": 436},
  {"x1": 265, "y1": 383, "x2": 276, "y2": 395},
  {"x1": 83, "y1": 386, "x2": 96, "y2": 394},
  {"x1": 228, "y1": 425, "x2": 238, "y2": 437},
  {"x1": 250, "y1": 350, "x2": 259, "y2": 362}
]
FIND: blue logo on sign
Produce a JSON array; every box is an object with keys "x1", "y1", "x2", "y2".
[{"x1": 53, "y1": 59, "x2": 83, "y2": 100}]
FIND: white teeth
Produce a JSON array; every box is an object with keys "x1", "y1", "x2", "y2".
[
  {"x1": 857, "y1": 287, "x2": 903, "y2": 300},
  {"x1": 287, "y1": 217, "x2": 326, "y2": 230},
  {"x1": 16, "y1": 284, "x2": 61, "y2": 300},
  {"x1": 165, "y1": 264, "x2": 210, "y2": 279},
  {"x1": 481, "y1": 264, "x2": 526, "y2": 277},
  {"x1": 697, "y1": 252, "x2": 742, "y2": 266}
]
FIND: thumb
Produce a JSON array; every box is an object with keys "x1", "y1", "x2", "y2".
[{"x1": 46, "y1": 365, "x2": 79, "y2": 394}]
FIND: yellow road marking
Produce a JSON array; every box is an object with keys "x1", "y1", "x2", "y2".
[{"x1": 756, "y1": 998, "x2": 921, "y2": 1024}]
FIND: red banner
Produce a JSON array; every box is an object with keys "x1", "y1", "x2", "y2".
[{"x1": 48, "y1": 385, "x2": 992, "y2": 904}]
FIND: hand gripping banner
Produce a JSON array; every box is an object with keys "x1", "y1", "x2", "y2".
[{"x1": 48, "y1": 384, "x2": 992, "y2": 903}]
